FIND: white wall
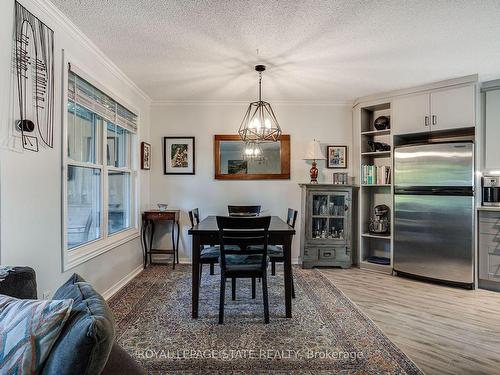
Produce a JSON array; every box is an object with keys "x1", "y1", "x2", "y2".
[
  {"x1": 149, "y1": 103, "x2": 352, "y2": 262},
  {"x1": 0, "y1": 0, "x2": 150, "y2": 297}
]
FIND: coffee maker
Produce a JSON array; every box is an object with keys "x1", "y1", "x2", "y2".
[
  {"x1": 369, "y1": 204, "x2": 390, "y2": 235},
  {"x1": 482, "y1": 176, "x2": 500, "y2": 207}
]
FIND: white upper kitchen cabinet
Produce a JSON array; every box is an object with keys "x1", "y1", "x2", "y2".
[
  {"x1": 392, "y1": 93, "x2": 430, "y2": 135},
  {"x1": 392, "y1": 84, "x2": 476, "y2": 136},
  {"x1": 430, "y1": 85, "x2": 476, "y2": 131},
  {"x1": 485, "y1": 89, "x2": 500, "y2": 170}
]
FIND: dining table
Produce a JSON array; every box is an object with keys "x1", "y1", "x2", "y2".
[{"x1": 188, "y1": 215, "x2": 296, "y2": 319}]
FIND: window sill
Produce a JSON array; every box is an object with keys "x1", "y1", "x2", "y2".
[{"x1": 63, "y1": 228, "x2": 140, "y2": 271}]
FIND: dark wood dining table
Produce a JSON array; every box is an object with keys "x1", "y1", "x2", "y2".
[{"x1": 188, "y1": 215, "x2": 296, "y2": 319}]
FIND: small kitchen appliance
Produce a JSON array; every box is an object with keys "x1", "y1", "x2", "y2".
[
  {"x1": 482, "y1": 175, "x2": 500, "y2": 207},
  {"x1": 369, "y1": 204, "x2": 390, "y2": 235}
]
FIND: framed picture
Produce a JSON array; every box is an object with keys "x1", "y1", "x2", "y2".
[
  {"x1": 163, "y1": 137, "x2": 195, "y2": 175},
  {"x1": 228, "y1": 160, "x2": 248, "y2": 174},
  {"x1": 141, "y1": 142, "x2": 151, "y2": 170},
  {"x1": 327, "y1": 145, "x2": 347, "y2": 169}
]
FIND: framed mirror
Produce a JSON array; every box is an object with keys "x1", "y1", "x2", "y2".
[{"x1": 214, "y1": 134, "x2": 290, "y2": 180}]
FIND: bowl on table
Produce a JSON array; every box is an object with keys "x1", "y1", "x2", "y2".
[{"x1": 157, "y1": 203, "x2": 168, "y2": 211}]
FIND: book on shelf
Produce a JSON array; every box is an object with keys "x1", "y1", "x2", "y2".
[{"x1": 361, "y1": 165, "x2": 391, "y2": 185}]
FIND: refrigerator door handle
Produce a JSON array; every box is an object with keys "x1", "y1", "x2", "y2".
[
  {"x1": 432, "y1": 115, "x2": 437, "y2": 125},
  {"x1": 424, "y1": 116, "x2": 430, "y2": 126}
]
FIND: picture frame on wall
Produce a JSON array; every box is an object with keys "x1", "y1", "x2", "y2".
[
  {"x1": 326, "y1": 145, "x2": 347, "y2": 169},
  {"x1": 141, "y1": 142, "x2": 151, "y2": 170},
  {"x1": 163, "y1": 137, "x2": 195, "y2": 175}
]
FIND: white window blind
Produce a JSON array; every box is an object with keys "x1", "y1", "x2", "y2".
[{"x1": 68, "y1": 64, "x2": 138, "y2": 133}]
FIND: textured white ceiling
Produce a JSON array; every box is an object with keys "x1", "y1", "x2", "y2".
[{"x1": 50, "y1": 0, "x2": 500, "y2": 102}]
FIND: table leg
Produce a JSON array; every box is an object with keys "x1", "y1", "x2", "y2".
[
  {"x1": 283, "y1": 235, "x2": 293, "y2": 318},
  {"x1": 176, "y1": 221, "x2": 180, "y2": 264},
  {"x1": 192, "y1": 234, "x2": 201, "y2": 319},
  {"x1": 141, "y1": 219, "x2": 147, "y2": 269},
  {"x1": 149, "y1": 221, "x2": 155, "y2": 266},
  {"x1": 171, "y1": 220, "x2": 176, "y2": 270}
]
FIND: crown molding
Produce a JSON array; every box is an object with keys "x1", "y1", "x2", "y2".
[
  {"x1": 23, "y1": 0, "x2": 152, "y2": 104},
  {"x1": 150, "y1": 99, "x2": 353, "y2": 106}
]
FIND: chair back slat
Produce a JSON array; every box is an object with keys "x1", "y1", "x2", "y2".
[
  {"x1": 287, "y1": 208, "x2": 298, "y2": 228},
  {"x1": 188, "y1": 210, "x2": 195, "y2": 228},
  {"x1": 216, "y1": 216, "x2": 271, "y2": 271},
  {"x1": 193, "y1": 208, "x2": 200, "y2": 224},
  {"x1": 188, "y1": 208, "x2": 201, "y2": 228},
  {"x1": 227, "y1": 205, "x2": 261, "y2": 217}
]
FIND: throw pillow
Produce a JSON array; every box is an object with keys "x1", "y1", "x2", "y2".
[
  {"x1": 41, "y1": 274, "x2": 115, "y2": 375},
  {"x1": 0, "y1": 295, "x2": 73, "y2": 374}
]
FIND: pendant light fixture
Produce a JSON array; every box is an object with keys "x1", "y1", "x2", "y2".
[{"x1": 238, "y1": 65, "x2": 282, "y2": 143}]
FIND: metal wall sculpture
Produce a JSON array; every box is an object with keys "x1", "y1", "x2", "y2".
[{"x1": 14, "y1": 1, "x2": 54, "y2": 152}]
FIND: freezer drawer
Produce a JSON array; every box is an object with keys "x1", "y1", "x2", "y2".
[{"x1": 394, "y1": 194, "x2": 474, "y2": 284}]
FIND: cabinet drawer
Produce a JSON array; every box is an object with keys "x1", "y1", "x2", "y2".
[
  {"x1": 487, "y1": 249, "x2": 500, "y2": 279},
  {"x1": 479, "y1": 234, "x2": 500, "y2": 247},
  {"x1": 303, "y1": 248, "x2": 318, "y2": 261},
  {"x1": 319, "y1": 248, "x2": 336, "y2": 260},
  {"x1": 479, "y1": 219, "x2": 500, "y2": 235},
  {"x1": 479, "y1": 210, "x2": 500, "y2": 220},
  {"x1": 144, "y1": 211, "x2": 176, "y2": 221}
]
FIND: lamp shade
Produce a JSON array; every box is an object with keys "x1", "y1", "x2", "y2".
[{"x1": 303, "y1": 140, "x2": 325, "y2": 160}]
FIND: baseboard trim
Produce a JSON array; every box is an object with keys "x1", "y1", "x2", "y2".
[{"x1": 102, "y1": 264, "x2": 143, "y2": 300}]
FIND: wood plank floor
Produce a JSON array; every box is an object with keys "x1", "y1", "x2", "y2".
[{"x1": 319, "y1": 268, "x2": 500, "y2": 375}]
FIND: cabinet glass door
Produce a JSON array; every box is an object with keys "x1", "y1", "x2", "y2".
[{"x1": 311, "y1": 192, "x2": 349, "y2": 240}]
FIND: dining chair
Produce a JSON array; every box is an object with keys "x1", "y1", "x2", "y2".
[
  {"x1": 216, "y1": 215, "x2": 271, "y2": 324},
  {"x1": 227, "y1": 205, "x2": 261, "y2": 217},
  {"x1": 250, "y1": 208, "x2": 298, "y2": 298},
  {"x1": 189, "y1": 208, "x2": 219, "y2": 279}
]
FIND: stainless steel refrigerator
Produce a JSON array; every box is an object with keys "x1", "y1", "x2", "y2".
[{"x1": 394, "y1": 142, "x2": 474, "y2": 287}]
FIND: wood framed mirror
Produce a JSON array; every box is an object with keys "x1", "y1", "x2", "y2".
[{"x1": 214, "y1": 134, "x2": 290, "y2": 180}]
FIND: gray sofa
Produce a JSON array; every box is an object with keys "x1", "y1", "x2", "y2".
[{"x1": 0, "y1": 267, "x2": 145, "y2": 375}]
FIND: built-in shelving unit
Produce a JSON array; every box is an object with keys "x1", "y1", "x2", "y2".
[
  {"x1": 361, "y1": 129, "x2": 391, "y2": 136},
  {"x1": 358, "y1": 102, "x2": 393, "y2": 274},
  {"x1": 361, "y1": 151, "x2": 391, "y2": 157}
]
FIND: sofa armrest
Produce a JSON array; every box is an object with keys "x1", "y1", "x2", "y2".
[
  {"x1": 101, "y1": 342, "x2": 146, "y2": 375},
  {"x1": 0, "y1": 266, "x2": 37, "y2": 299}
]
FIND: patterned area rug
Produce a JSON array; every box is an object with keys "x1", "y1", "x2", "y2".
[{"x1": 108, "y1": 265, "x2": 422, "y2": 374}]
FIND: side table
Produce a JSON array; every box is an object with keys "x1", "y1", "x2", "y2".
[{"x1": 141, "y1": 210, "x2": 180, "y2": 269}]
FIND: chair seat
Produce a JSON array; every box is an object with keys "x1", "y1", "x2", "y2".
[
  {"x1": 200, "y1": 245, "x2": 240, "y2": 260},
  {"x1": 248, "y1": 245, "x2": 283, "y2": 257},
  {"x1": 222, "y1": 254, "x2": 269, "y2": 272},
  {"x1": 200, "y1": 246, "x2": 220, "y2": 259}
]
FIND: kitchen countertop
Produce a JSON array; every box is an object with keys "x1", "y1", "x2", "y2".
[{"x1": 477, "y1": 206, "x2": 500, "y2": 212}]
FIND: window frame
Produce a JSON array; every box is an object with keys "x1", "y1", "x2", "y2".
[{"x1": 62, "y1": 59, "x2": 140, "y2": 271}]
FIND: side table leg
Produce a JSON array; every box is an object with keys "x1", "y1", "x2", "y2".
[
  {"x1": 141, "y1": 219, "x2": 147, "y2": 269},
  {"x1": 149, "y1": 221, "x2": 155, "y2": 266},
  {"x1": 171, "y1": 220, "x2": 176, "y2": 270},
  {"x1": 176, "y1": 220, "x2": 180, "y2": 264}
]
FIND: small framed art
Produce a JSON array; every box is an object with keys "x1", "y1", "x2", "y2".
[
  {"x1": 141, "y1": 142, "x2": 151, "y2": 170},
  {"x1": 163, "y1": 137, "x2": 195, "y2": 175},
  {"x1": 326, "y1": 145, "x2": 347, "y2": 169}
]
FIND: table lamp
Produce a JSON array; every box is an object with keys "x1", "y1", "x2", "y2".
[{"x1": 303, "y1": 139, "x2": 326, "y2": 184}]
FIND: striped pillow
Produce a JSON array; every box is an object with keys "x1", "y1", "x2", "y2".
[{"x1": 0, "y1": 295, "x2": 73, "y2": 374}]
